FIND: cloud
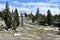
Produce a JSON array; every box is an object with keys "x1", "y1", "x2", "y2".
[
  {"x1": 0, "y1": 0, "x2": 60, "y2": 15},
  {"x1": 0, "y1": 4, "x2": 5, "y2": 11},
  {"x1": 48, "y1": 0, "x2": 60, "y2": 3},
  {"x1": 13, "y1": 1, "x2": 60, "y2": 7},
  {"x1": 9, "y1": 6, "x2": 31, "y2": 15},
  {"x1": 0, "y1": 0, "x2": 7, "y2": 2},
  {"x1": 13, "y1": 1, "x2": 60, "y2": 15},
  {"x1": 39, "y1": 7, "x2": 60, "y2": 15}
]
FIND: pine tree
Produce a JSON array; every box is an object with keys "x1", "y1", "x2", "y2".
[
  {"x1": 47, "y1": 10, "x2": 52, "y2": 26},
  {"x1": 14, "y1": 8, "x2": 20, "y2": 26},
  {"x1": 3, "y1": 1, "x2": 12, "y2": 29},
  {"x1": 24, "y1": 12, "x2": 27, "y2": 17},
  {"x1": 29, "y1": 12, "x2": 33, "y2": 19},
  {"x1": 30, "y1": 12, "x2": 33, "y2": 18},
  {"x1": 35, "y1": 8, "x2": 40, "y2": 20},
  {"x1": 32, "y1": 16, "x2": 35, "y2": 23}
]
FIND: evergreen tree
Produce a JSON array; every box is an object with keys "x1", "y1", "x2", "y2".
[
  {"x1": 24, "y1": 12, "x2": 27, "y2": 17},
  {"x1": 11, "y1": 9, "x2": 20, "y2": 30},
  {"x1": 47, "y1": 10, "x2": 52, "y2": 26},
  {"x1": 32, "y1": 16, "x2": 36, "y2": 23},
  {"x1": 27, "y1": 12, "x2": 33, "y2": 19},
  {"x1": 3, "y1": 1, "x2": 12, "y2": 29},
  {"x1": 41, "y1": 14, "x2": 47, "y2": 25},
  {"x1": 35, "y1": 8, "x2": 40, "y2": 20},
  {"x1": 14, "y1": 8, "x2": 20, "y2": 26},
  {"x1": 0, "y1": 12, "x2": 2, "y2": 17},
  {"x1": 30, "y1": 12, "x2": 33, "y2": 19}
]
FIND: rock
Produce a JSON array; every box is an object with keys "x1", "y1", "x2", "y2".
[
  {"x1": 3, "y1": 29, "x2": 7, "y2": 31},
  {"x1": 16, "y1": 29, "x2": 20, "y2": 32},
  {"x1": 54, "y1": 38, "x2": 60, "y2": 40},
  {"x1": 0, "y1": 27, "x2": 3, "y2": 31},
  {"x1": 13, "y1": 33, "x2": 21, "y2": 36}
]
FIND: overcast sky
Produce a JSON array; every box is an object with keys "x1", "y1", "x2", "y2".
[{"x1": 0, "y1": 0, "x2": 60, "y2": 15}]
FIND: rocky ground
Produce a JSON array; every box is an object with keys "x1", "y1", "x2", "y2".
[
  {"x1": 0, "y1": 32, "x2": 60, "y2": 40},
  {"x1": 0, "y1": 19, "x2": 60, "y2": 40}
]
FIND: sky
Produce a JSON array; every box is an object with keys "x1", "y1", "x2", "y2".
[{"x1": 0, "y1": 0, "x2": 60, "y2": 15}]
